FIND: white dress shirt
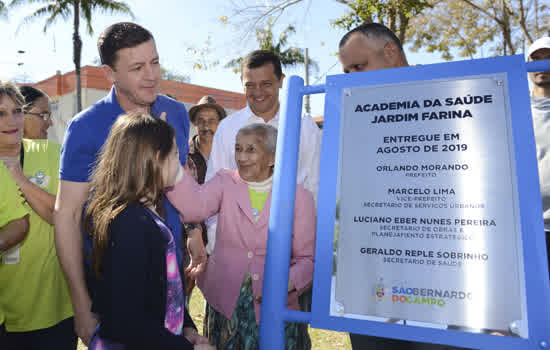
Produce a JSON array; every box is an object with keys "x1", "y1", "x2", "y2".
[{"x1": 203, "y1": 104, "x2": 322, "y2": 253}]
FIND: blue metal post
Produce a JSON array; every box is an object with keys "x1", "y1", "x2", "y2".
[{"x1": 259, "y1": 76, "x2": 305, "y2": 350}]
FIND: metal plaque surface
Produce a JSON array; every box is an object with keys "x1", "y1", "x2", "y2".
[{"x1": 333, "y1": 75, "x2": 523, "y2": 331}]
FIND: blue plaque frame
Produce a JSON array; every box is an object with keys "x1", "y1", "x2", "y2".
[{"x1": 259, "y1": 54, "x2": 550, "y2": 350}]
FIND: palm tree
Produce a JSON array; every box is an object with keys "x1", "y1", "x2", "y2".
[
  {"x1": 226, "y1": 21, "x2": 318, "y2": 74},
  {"x1": 10, "y1": 0, "x2": 134, "y2": 112},
  {"x1": 0, "y1": 1, "x2": 7, "y2": 18}
]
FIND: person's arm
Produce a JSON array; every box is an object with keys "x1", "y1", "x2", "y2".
[
  {"x1": 0, "y1": 215, "x2": 29, "y2": 252},
  {"x1": 2, "y1": 158, "x2": 56, "y2": 225},
  {"x1": 166, "y1": 169, "x2": 224, "y2": 224},
  {"x1": 288, "y1": 188, "x2": 316, "y2": 295},
  {"x1": 54, "y1": 179, "x2": 97, "y2": 345}
]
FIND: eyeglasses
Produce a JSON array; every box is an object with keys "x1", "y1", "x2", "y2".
[{"x1": 26, "y1": 111, "x2": 52, "y2": 121}]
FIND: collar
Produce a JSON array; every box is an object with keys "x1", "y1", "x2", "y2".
[
  {"x1": 244, "y1": 175, "x2": 273, "y2": 193},
  {"x1": 245, "y1": 104, "x2": 280, "y2": 124},
  {"x1": 531, "y1": 95, "x2": 550, "y2": 108},
  {"x1": 105, "y1": 87, "x2": 125, "y2": 120},
  {"x1": 192, "y1": 134, "x2": 200, "y2": 149}
]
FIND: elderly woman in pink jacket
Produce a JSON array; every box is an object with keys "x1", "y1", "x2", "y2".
[{"x1": 167, "y1": 123, "x2": 315, "y2": 350}]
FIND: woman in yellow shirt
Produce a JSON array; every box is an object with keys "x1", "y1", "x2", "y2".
[{"x1": 0, "y1": 81, "x2": 75, "y2": 349}]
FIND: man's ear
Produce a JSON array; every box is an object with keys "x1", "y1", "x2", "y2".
[
  {"x1": 102, "y1": 65, "x2": 115, "y2": 84},
  {"x1": 383, "y1": 42, "x2": 399, "y2": 62},
  {"x1": 279, "y1": 73, "x2": 286, "y2": 87}
]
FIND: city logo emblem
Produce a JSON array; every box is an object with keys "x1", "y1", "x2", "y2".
[{"x1": 372, "y1": 277, "x2": 386, "y2": 301}]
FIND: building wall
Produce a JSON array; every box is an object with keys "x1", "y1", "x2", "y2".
[{"x1": 47, "y1": 87, "x2": 238, "y2": 144}]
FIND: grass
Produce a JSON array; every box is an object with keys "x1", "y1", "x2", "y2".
[{"x1": 78, "y1": 289, "x2": 351, "y2": 350}]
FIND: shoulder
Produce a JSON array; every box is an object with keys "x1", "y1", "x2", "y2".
[
  {"x1": 155, "y1": 94, "x2": 188, "y2": 116},
  {"x1": 109, "y1": 204, "x2": 161, "y2": 243},
  {"x1": 216, "y1": 107, "x2": 248, "y2": 135},
  {"x1": 111, "y1": 204, "x2": 152, "y2": 227},
  {"x1": 23, "y1": 139, "x2": 61, "y2": 165},
  {"x1": 154, "y1": 95, "x2": 189, "y2": 140},
  {"x1": 300, "y1": 114, "x2": 321, "y2": 132},
  {"x1": 23, "y1": 138, "x2": 61, "y2": 154},
  {"x1": 219, "y1": 168, "x2": 238, "y2": 180},
  {"x1": 70, "y1": 96, "x2": 114, "y2": 127},
  {"x1": 63, "y1": 97, "x2": 117, "y2": 148}
]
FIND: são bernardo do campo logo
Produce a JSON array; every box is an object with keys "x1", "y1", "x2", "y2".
[{"x1": 373, "y1": 278, "x2": 472, "y2": 307}]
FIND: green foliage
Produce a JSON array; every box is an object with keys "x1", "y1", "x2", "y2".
[
  {"x1": 11, "y1": 0, "x2": 134, "y2": 112},
  {"x1": 408, "y1": 0, "x2": 550, "y2": 60},
  {"x1": 186, "y1": 35, "x2": 220, "y2": 71},
  {"x1": 226, "y1": 21, "x2": 318, "y2": 74},
  {"x1": 10, "y1": 0, "x2": 134, "y2": 34},
  {"x1": 0, "y1": 1, "x2": 6, "y2": 18},
  {"x1": 160, "y1": 66, "x2": 190, "y2": 83},
  {"x1": 331, "y1": 0, "x2": 432, "y2": 42}
]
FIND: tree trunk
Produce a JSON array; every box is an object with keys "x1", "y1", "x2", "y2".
[
  {"x1": 398, "y1": 9, "x2": 408, "y2": 44},
  {"x1": 73, "y1": 0, "x2": 83, "y2": 112},
  {"x1": 501, "y1": 0, "x2": 516, "y2": 54},
  {"x1": 388, "y1": 8, "x2": 397, "y2": 34}
]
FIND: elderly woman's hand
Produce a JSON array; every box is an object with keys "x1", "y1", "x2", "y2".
[{"x1": 186, "y1": 227, "x2": 207, "y2": 279}]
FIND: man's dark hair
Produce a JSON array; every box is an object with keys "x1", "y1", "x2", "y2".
[
  {"x1": 339, "y1": 23, "x2": 404, "y2": 52},
  {"x1": 241, "y1": 50, "x2": 283, "y2": 80},
  {"x1": 98, "y1": 22, "x2": 154, "y2": 67}
]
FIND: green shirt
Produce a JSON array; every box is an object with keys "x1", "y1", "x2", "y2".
[
  {"x1": 0, "y1": 162, "x2": 28, "y2": 228},
  {"x1": 0, "y1": 139, "x2": 73, "y2": 331},
  {"x1": 248, "y1": 188, "x2": 270, "y2": 222},
  {"x1": 0, "y1": 162, "x2": 30, "y2": 326}
]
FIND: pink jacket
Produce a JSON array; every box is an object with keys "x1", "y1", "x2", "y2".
[{"x1": 166, "y1": 169, "x2": 315, "y2": 323}]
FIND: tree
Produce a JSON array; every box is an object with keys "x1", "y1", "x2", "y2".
[
  {"x1": 224, "y1": 0, "x2": 431, "y2": 46},
  {"x1": 225, "y1": 22, "x2": 318, "y2": 74},
  {"x1": 0, "y1": 1, "x2": 7, "y2": 18},
  {"x1": 408, "y1": 0, "x2": 550, "y2": 59},
  {"x1": 10, "y1": 0, "x2": 134, "y2": 112},
  {"x1": 160, "y1": 66, "x2": 190, "y2": 83},
  {"x1": 331, "y1": 0, "x2": 432, "y2": 44}
]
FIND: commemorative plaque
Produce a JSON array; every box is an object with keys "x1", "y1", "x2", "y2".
[{"x1": 333, "y1": 74, "x2": 524, "y2": 332}]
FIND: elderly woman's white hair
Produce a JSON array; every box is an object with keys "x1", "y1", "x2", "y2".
[{"x1": 236, "y1": 123, "x2": 278, "y2": 153}]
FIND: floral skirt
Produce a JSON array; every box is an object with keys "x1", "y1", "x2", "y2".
[{"x1": 204, "y1": 274, "x2": 311, "y2": 350}]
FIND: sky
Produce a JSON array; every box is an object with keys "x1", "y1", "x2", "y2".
[{"x1": 0, "y1": 0, "x2": 444, "y2": 116}]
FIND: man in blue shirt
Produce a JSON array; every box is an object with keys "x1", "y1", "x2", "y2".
[{"x1": 53, "y1": 22, "x2": 203, "y2": 345}]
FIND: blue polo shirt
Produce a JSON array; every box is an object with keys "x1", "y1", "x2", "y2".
[{"x1": 60, "y1": 87, "x2": 190, "y2": 266}]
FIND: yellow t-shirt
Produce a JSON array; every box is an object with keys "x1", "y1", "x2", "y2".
[
  {"x1": 0, "y1": 162, "x2": 30, "y2": 326},
  {"x1": 0, "y1": 139, "x2": 73, "y2": 332}
]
